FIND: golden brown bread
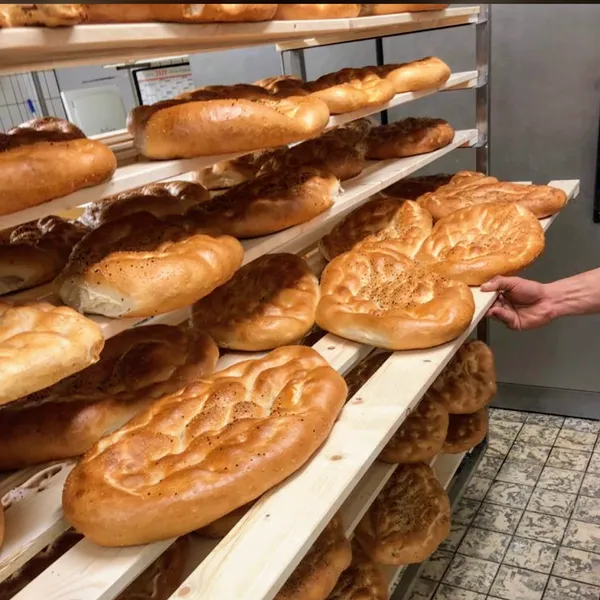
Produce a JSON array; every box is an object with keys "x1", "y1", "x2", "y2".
[
  {"x1": 324, "y1": 118, "x2": 376, "y2": 146},
  {"x1": 275, "y1": 514, "x2": 352, "y2": 600},
  {"x1": 319, "y1": 198, "x2": 432, "y2": 262},
  {"x1": 379, "y1": 393, "x2": 449, "y2": 464},
  {"x1": 63, "y1": 346, "x2": 348, "y2": 546},
  {"x1": 56, "y1": 212, "x2": 244, "y2": 318},
  {"x1": 196, "y1": 502, "x2": 254, "y2": 538},
  {"x1": 0, "y1": 301, "x2": 104, "y2": 407},
  {"x1": 191, "y1": 254, "x2": 319, "y2": 351},
  {"x1": 80, "y1": 181, "x2": 210, "y2": 228},
  {"x1": 359, "y1": 4, "x2": 448, "y2": 16},
  {"x1": 274, "y1": 4, "x2": 361, "y2": 19},
  {"x1": 355, "y1": 463, "x2": 451, "y2": 565},
  {"x1": 0, "y1": 216, "x2": 89, "y2": 295},
  {"x1": 0, "y1": 118, "x2": 116, "y2": 215},
  {"x1": 344, "y1": 351, "x2": 390, "y2": 401},
  {"x1": 442, "y1": 409, "x2": 489, "y2": 454},
  {"x1": 417, "y1": 172, "x2": 569, "y2": 220},
  {"x1": 431, "y1": 340, "x2": 496, "y2": 414},
  {"x1": 186, "y1": 166, "x2": 340, "y2": 238},
  {"x1": 255, "y1": 75, "x2": 310, "y2": 98},
  {"x1": 327, "y1": 543, "x2": 388, "y2": 600},
  {"x1": 379, "y1": 173, "x2": 453, "y2": 201},
  {"x1": 0, "y1": 324, "x2": 218, "y2": 469},
  {"x1": 0, "y1": 3, "x2": 84, "y2": 26},
  {"x1": 316, "y1": 245, "x2": 475, "y2": 350},
  {"x1": 416, "y1": 202, "x2": 546, "y2": 285},
  {"x1": 127, "y1": 86, "x2": 330, "y2": 159},
  {"x1": 373, "y1": 57, "x2": 451, "y2": 94},
  {"x1": 365, "y1": 117, "x2": 455, "y2": 160}
]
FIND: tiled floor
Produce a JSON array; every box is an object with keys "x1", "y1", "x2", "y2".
[{"x1": 409, "y1": 409, "x2": 600, "y2": 600}]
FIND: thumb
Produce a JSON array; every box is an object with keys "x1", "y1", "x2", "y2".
[{"x1": 481, "y1": 276, "x2": 516, "y2": 293}]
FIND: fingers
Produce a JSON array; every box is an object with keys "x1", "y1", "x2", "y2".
[
  {"x1": 487, "y1": 305, "x2": 521, "y2": 330},
  {"x1": 481, "y1": 276, "x2": 521, "y2": 293}
]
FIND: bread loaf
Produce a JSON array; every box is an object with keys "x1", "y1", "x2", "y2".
[
  {"x1": 275, "y1": 515, "x2": 352, "y2": 600},
  {"x1": 431, "y1": 340, "x2": 496, "y2": 414},
  {"x1": 196, "y1": 502, "x2": 254, "y2": 538},
  {"x1": 374, "y1": 57, "x2": 451, "y2": 94},
  {"x1": 344, "y1": 351, "x2": 391, "y2": 401},
  {"x1": 191, "y1": 254, "x2": 319, "y2": 351},
  {"x1": 274, "y1": 4, "x2": 361, "y2": 19},
  {"x1": 254, "y1": 75, "x2": 309, "y2": 98},
  {"x1": 0, "y1": 118, "x2": 116, "y2": 215},
  {"x1": 186, "y1": 166, "x2": 340, "y2": 238},
  {"x1": 416, "y1": 202, "x2": 545, "y2": 285},
  {"x1": 379, "y1": 173, "x2": 453, "y2": 200},
  {"x1": 56, "y1": 212, "x2": 244, "y2": 318},
  {"x1": 360, "y1": 4, "x2": 448, "y2": 16},
  {"x1": 0, "y1": 216, "x2": 89, "y2": 295},
  {"x1": 128, "y1": 86, "x2": 330, "y2": 159},
  {"x1": 442, "y1": 409, "x2": 488, "y2": 454},
  {"x1": 0, "y1": 324, "x2": 218, "y2": 469},
  {"x1": 63, "y1": 346, "x2": 348, "y2": 546},
  {"x1": 0, "y1": 301, "x2": 104, "y2": 407},
  {"x1": 0, "y1": 3, "x2": 84, "y2": 26},
  {"x1": 80, "y1": 181, "x2": 209, "y2": 228},
  {"x1": 324, "y1": 118, "x2": 376, "y2": 146},
  {"x1": 319, "y1": 198, "x2": 432, "y2": 262},
  {"x1": 355, "y1": 463, "x2": 451, "y2": 565},
  {"x1": 365, "y1": 117, "x2": 455, "y2": 159},
  {"x1": 316, "y1": 245, "x2": 475, "y2": 350}
]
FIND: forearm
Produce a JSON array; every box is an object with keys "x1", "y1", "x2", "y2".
[{"x1": 545, "y1": 267, "x2": 600, "y2": 318}]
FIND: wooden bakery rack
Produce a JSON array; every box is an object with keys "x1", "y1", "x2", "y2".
[{"x1": 0, "y1": 5, "x2": 581, "y2": 600}]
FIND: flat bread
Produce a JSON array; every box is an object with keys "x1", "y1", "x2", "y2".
[
  {"x1": 191, "y1": 253, "x2": 319, "y2": 351},
  {"x1": 0, "y1": 3, "x2": 84, "y2": 26},
  {"x1": 365, "y1": 118, "x2": 455, "y2": 160},
  {"x1": 354, "y1": 463, "x2": 451, "y2": 565},
  {"x1": 319, "y1": 198, "x2": 432, "y2": 262},
  {"x1": 316, "y1": 245, "x2": 475, "y2": 350},
  {"x1": 431, "y1": 340, "x2": 496, "y2": 414},
  {"x1": 379, "y1": 393, "x2": 449, "y2": 464},
  {"x1": 344, "y1": 351, "x2": 391, "y2": 401},
  {"x1": 442, "y1": 409, "x2": 488, "y2": 454},
  {"x1": 276, "y1": 515, "x2": 352, "y2": 600},
  {"x1": 416, "y1": 202, "x2": 545, "y2": 285},
  {"x1": 274, "y1": 4, "x2": 361, "y2": 19},
  {"x1": 373, "y1": 57, "x2": 451, "y2": 94}
]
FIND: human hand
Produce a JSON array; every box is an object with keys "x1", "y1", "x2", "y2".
[{"x1": 481, "y1": 276, "x2": 556, "y2": 330}]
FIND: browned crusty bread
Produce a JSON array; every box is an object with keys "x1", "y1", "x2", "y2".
[
  {"x1": 274, "y1": 4, "x2": 361, "y2": 19},
  {"x1": 359, "y1": 4, "x2": 448, "y2": 16},
  {"x1": 128, "y1": 85, "x2": 330, "y2": 159},
  {"x1": 186, "y1": 166, "x2": 340, "y2": 238},
  {"x1": 344, "y1": 351, "x2": 390, "y2": 401},
  {"x1": 0, "y1": 118, "x2": 117, "y2": 215},
  {"x1": 56, "y1": 212, "x2": 244, "y2": 318},
  {"x1": 191, "y1": 254, "x2": 319, "y2": 351},
  {"x1": 316, "y1": 245, "x2": 475, "y2": 350},
  {"x1": 373, "y1": 57, "x2": 451, "y2": 94},
  {"x1": 254, "y1": 75, "x2": 310, "y2": 98},
  {"x1": 275, "y1": 514, "x2": 352, "y2": 600},
  {"x1": 319, "y1": 198, "x2": 432, "y2": 262},
  {"x1": 63, "y1": 346, "x2": 348, "y2": 546},
  {"x1": 417, "y1": 171, "x2": 569, "y2": 220},
  {"x1": 0, "y1": 301, "x2": 104, "y2": 407},
  {"x1": 355, "y1": 463, "x2": 451, "y2": 565},
  {"x1": 0, "y1": 216, "x2": 89, "y2": 295},
  {"x1": 442, "y1": 409, "x2": 489, "y2": 454},
  {"x1": 416, "y1": 202, "x2": 546, "y2": 285},
  {"x1": 196, "y1": 502, "x2": 254, "y2": 538},
  {"x1": 0, "y1": 324, "x2": 218, "y2": 469},
  {"x1": 431, "y1": 340, "x2": 496, "y2": 414},
  {"x1": 324, "y1": 118, "x2": 376, "y2": 147},
  {"x1": 365, "y1": 117, "x2": 455, "y2": 160},
  {"x1": 80, "y1": 181, "x2": 209, "y2": 228},
  {"x1": 379, "y1": 173, "x2": 453, "y2": 201},
  {"x1": 0, "y1": 3, "x2": 84, "y2": 26}
]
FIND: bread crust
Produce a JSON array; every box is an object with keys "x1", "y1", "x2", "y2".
[
  {"x1": 63, "y1": 346, "x2": 348, "y2": 546},
  {"x1": 360, "y1": 4, "x2": 448, "y2": 16},
  {"x1": 373, "y1": 57, "x2": 451, "y2": 94},
  {"x1": 0, "y1": 301, "x2": 104, "y2": 406},
  {"x1": 0, "y1": 118, "x2": 116, "y2": 215},
  {"x1": 56, "y1": 212, "x2": 244, "y2": 318},
  {"x1": 379, "y1": 173, "x2": 453, "y2": 201},
  {"x1": 196, "y1": 502, "x2": 254, "y2": 538},
  {"x1": 316, "y1": 245, "x2": 475, "y2": 350},
  {"x1": 416, "y1": 202, "x2": 546, "y2": 285},
  {"x1": 442, "y1": 409, "x2": 489, "y2": 454},
  {"x1": 274, "y1": 4, "x2": 361, "y2": 19},
  {"x1": 0, "y1": 4, "x2": 84, "y2": 27}
]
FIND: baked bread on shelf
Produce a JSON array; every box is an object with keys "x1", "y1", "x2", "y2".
[
  {"x1": 373, "y1": 57, "x2": 451, "y2": 94},
  {"x1": 378, "y1": 392, "x2": 449, "y2": 464},
  {"x1": 378, "y1": 173, "x2": 453, "y2": 200},
  {"x1": 0, "y1": 117, "x2": 116, "y2": 215},
  {"x1": 191, "y1": 253, "x2": 319, "y2": 351},
  {"x1": 0, "y1": 301, "x2": 104, "y2": 407},
  {"x1": 416, "y1": 202, "x2": 546, "y2": 285},
  {"x1": 63, "y1": 346, "x2": 348, "y2": 546},
  {"x1": 0, "y1": 3, "x2": 84, "y2": 27},
  {"x1": 344, "y1": 351, "x2": 391, "y2": 401},
  {"x1": 275, "y1": 514, "x2": 352, "y2": 600},
  {"x1": 316, "y1": 245, "x2": 475, "y2": 350},
  {"x1": 56, "y1": 211, "x2": 244, "y2": 318},
  {"x1": 186, "y1": 165, "x2": 340, "y2": 238},
  {"x1": 273, "y1": 4, "x2": 361, "y2": 19},
  {"x1": 0, "y1": 216, "x2": 89, "y2": 295},
  {"x1": 0, "y1": 324, "x2": 219, "y2": 469},
  {"x1": 354, "y1": 463, "x2": 451, "y2": 565},
  {"x1": 79, "y1": 181, "x2": 210, "y2": 228},
  {"x1": 365, "y1": 117, "x2": 455, "y2": 159},
  {"x1": 319, "y1": 198, "x2": 432, "y2": 262},
  {"x1": 430, "y1": 340, "x2": 497, "y2": 414},
  {"x1": 360, "y1": 4, "x2": 449, "y2": 16},
  {"x1": 127, "y1": 85, "x2": 330, "y2": 159},
  {"x1": 442, "y1": 408, "x2": 489, "y2": 454}
]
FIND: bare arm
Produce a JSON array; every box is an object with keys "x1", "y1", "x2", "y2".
[{"x1": 545, "y1": 267, "x2": 600, "y2": 318}]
